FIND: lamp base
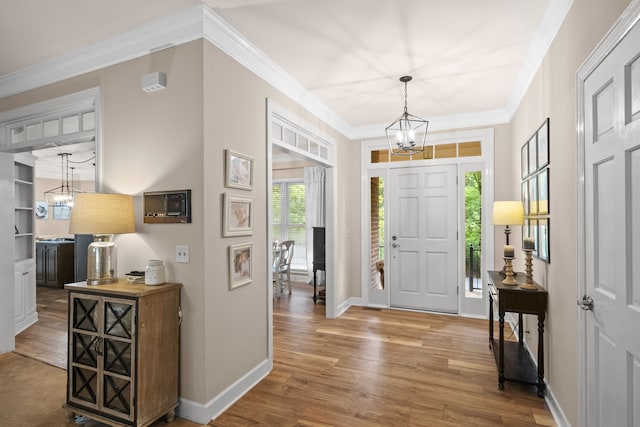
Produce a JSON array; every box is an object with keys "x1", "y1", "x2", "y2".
[{"x1": 87, "y1": 234, "x2": 118, "y2": 285}]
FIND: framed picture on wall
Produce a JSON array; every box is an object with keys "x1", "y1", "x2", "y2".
[
  {"x1": 538, "y1": 218, "x2": 550, "y2": 262},
  {"x1": 229, "y1": 242, "x2": 252, "y2": 289},
  {"x1": 521, "y1": 181, "x2": 529, "y2": 216},
  {"x1": 529, "y1": 218, "x2": 539, "y2": 258},
  {"x1": 521, "y1": 143, "x2": 529, "y2": 179},
  {"x1": 528, "y1": 177, "x2": 538, "y2": 216},
  {"x1": 53, "y1": 202, "x2": 71, "y2": 220},
  {"x1": 537, "y1": 168, "x2": 549, "y2": 215},
  {"x1": 537, "y1": 118, "x2": 550, "y2": 169},
  {"x1": 536, "y1": 117, "x2": 549, "y2": 169},
  {"x1": 223, "y1": 193, "x2": 254, "y2": 237},
  {"x1": 528, "y1": 134, "x2": 538, "y2": 176},
  {"x1": 225, "y1": 149, "x2": 254, "y2": 190},
  {"x1": 35, "y1": 201, "x2": 48, "y2": 219}
]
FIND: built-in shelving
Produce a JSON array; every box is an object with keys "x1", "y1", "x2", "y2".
[
  {"x1": 14, "y1": 158, "x2": 34, "y2": 261},
  {"x1": 13, "y1": 153, "x2": 37, "y2": 335}
]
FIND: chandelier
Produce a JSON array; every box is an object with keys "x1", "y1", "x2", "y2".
[
  {"x1": 44, "y1": 153, "x2": 83, "y2": 207},
  {"x1": 385, "y1": 75, "x2": 429, "y2": 157}
]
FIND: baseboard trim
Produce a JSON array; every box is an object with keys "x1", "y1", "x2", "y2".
[
  {"x1": 544, "y1": 384, "x2": 571, "y2": 427},
  {"x1": 336, "y1": 297, "x2": 361, "y2": 317},
  {"x1": 512, "y1": 320, "x2": 570, "y2": 427},
  {"x1": 177, "y1": 358, "x2": 270, "y2": 424},
  {"x1": 14, "y1": 313, "x2": 38, "y2": 336}
]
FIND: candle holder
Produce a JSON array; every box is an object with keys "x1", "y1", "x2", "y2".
[
  {"x1": 502, "y1": 257, "x2": 517, "y2": 285},
  {"x1": 521, "y1": 249, "x2": 537, "y2": 289}
]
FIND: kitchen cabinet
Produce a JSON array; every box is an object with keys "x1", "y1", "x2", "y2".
[
  {"x1": 64, "y1": 280, "x2": 181, "y2": 427},
  {"x1": 36, "y1": 241, "x2": 74, "y2": 287},
  {"x1": 14, "y1": 262, "x2": 36, "y2": 334}
]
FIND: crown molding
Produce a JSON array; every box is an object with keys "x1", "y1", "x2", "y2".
[
  {"x1": 504, "y1": 0, "x2": 574, "y2": 118},
  {"x1": 200, "y1": 7, "x2": 353, "y2": 138},
  {"x1": 0, "y1": 2, "x2": 570, "y2": 140},
  {"x1": 0, "y1": 7, "x2": 204, "y2": 100}
]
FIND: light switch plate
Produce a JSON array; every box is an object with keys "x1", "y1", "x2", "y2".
[{"x1": 176, "y1": 245, "x2": 189, "y2": 263}]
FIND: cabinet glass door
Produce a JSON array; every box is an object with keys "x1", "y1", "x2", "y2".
[
  {"x1": 70, "y1": 294, "x2": 100, "y2": 408},
  {"x1": 101, "y1": 299, "x2": 135, "y2": 420}
]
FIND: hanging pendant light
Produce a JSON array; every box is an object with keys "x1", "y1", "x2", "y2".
[
  {"x1": 385, "y1": 75, "x2": 428, "y2": 157},
  {"x1": 44, "y1": 153, "x2": 83, "y2": 207}
]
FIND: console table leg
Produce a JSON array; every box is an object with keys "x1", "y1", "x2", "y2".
[
  {"x1": 537, "y1": 317, "x2": 546, "y2": 397},
  {"x1": 489, "y1": 295, "x2": 494, "y2": 348},
  {"x1": 312, "y1": 269, "x2": 317, "y2": 304},
  {"x1": 498, "y1": 313, "x2": 505, "y2": 390}
]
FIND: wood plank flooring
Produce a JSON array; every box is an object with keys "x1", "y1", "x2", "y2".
[
  {"x1": 213, "y1": 284, "x2": 556, "y2": 426},
  {"x1": 15, "y1": 286, "x2": 68, "y2": 369},
  {"x1": 15, "y1": 283, "x2": 555, "y2": 426}
]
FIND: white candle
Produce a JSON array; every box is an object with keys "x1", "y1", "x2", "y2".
[
  {"x1": 523, "y1": 237, "x2": 535, "y2": 250},
  {"x1": 504, "y1": 245, "x2": 514, "y2": 258}
]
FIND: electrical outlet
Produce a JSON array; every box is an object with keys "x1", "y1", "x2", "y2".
[{"x1": 176, "y1": 245, "x2": 189, "y2": 263}]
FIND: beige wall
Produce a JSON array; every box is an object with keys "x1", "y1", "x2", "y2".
[
  {"x1": 201, "y1": 40, "x2": 352, "y2": 397},
  {"x1": 0, "y1": 38, "x2": 355, "y2": 413},
  {"x1": 509, "y1": 0, "x2": 631, "y2": 424},
  {"x1": 0, "y1": 41, "x2": 208, "y2": 402}
]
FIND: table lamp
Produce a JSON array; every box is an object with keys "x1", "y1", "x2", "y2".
[
  {"x1": 493, "y1": 201, "x2": 524, "y2": 276},
  {"x1": 69, "y1": 193, "x2": 135, "y2": 285},
  {"x1": 492, "y1": 200, "x2": 524, "y2": 246}
]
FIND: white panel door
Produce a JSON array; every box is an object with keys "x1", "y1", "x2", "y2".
[
  {"x1": 582, "y1": 15, "x2": 640, "y2": 427},
  {"x1": 389, "y1": 164, "x2": 458, "y2": 313}
]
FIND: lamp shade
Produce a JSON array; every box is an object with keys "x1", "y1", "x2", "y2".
[
  {"x1": 492, "y1": 201, "x2": 524, "y2": 226},
  {"x1": 69, "y1": 193, "x2": 135, "y2": 235}
]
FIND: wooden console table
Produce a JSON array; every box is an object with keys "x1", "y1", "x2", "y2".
[{"x1": 487, "y1": 270, "x2": 547, "y2": 397}]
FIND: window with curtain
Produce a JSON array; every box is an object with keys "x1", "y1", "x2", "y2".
[{"x1": 272, "y1": 181, "x2": 307, "y2": 270}]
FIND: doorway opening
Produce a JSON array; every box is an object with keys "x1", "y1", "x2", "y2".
[
  {"x1": 266, "y1": 98, "x2": 337, "y2": 370},
  {"x1": 360, "y1": 129, "x2": 494, "y2": 318},
  {"x1": 0, "y1": 88, "x2": 99, "y2": 366}
]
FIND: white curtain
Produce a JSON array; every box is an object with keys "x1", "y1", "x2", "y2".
[{"x1": 304, "y1": 167, "x2": 325, "y2": 281}]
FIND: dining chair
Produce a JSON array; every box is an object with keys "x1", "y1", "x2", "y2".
[{"x1": 275, "y1": 240, "x2": 295, "y2": 294}]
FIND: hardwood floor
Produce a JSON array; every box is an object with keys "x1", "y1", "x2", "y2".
[
  {"x1": 15, "y1": 285, "x2": 68, "y2": 369},
  {"x1": 214, "y1": 283, "x2": 556, "y2": 426},
  {"x1": 15, "y1": 283, "x2": 555, "y2": 426}
]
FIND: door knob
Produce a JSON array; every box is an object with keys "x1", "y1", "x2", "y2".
[
  {"x1": 577, "y1": 294, "x2": 594, "y2": 311},
  {"x1": 392, "y1": 242, "x2": 400, "y2": 248}
]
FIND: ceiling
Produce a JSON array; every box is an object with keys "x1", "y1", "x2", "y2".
[{"x1": 1, "y1": 0, "x2": 569, "y2": 172}]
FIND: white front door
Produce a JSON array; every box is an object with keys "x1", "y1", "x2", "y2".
[
  {"x1": 389, "y1": 164, "x2": 458, "y2": 313},
  {"x1": 581, "y1": 11, "x2": 640, "y2": 427}
]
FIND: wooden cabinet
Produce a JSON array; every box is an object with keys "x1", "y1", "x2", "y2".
[
  {"x1": 13, "y1": 154, "x2": 37, "y2": 335},
  {"x1": 36, "y1": 241, "x2": 74, "y2": 287},
  {"x1": 64, "y1": 280, "x2": 181, "y2": 427}
]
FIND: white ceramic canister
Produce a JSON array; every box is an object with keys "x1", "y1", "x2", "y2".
[{"x1": 145, "y1": 259, "x2": 166, "y2": 285}]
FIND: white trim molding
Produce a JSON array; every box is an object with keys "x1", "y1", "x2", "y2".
[
  {"x1": 575, "y1": 1, "x2": 640, "y2": 426},
  {"x1": 177, "y1": 358, "x2": 270, "y2": 424},
  {"x1": 1, "y1": 2, "x2": 572, "y2": 140}
]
